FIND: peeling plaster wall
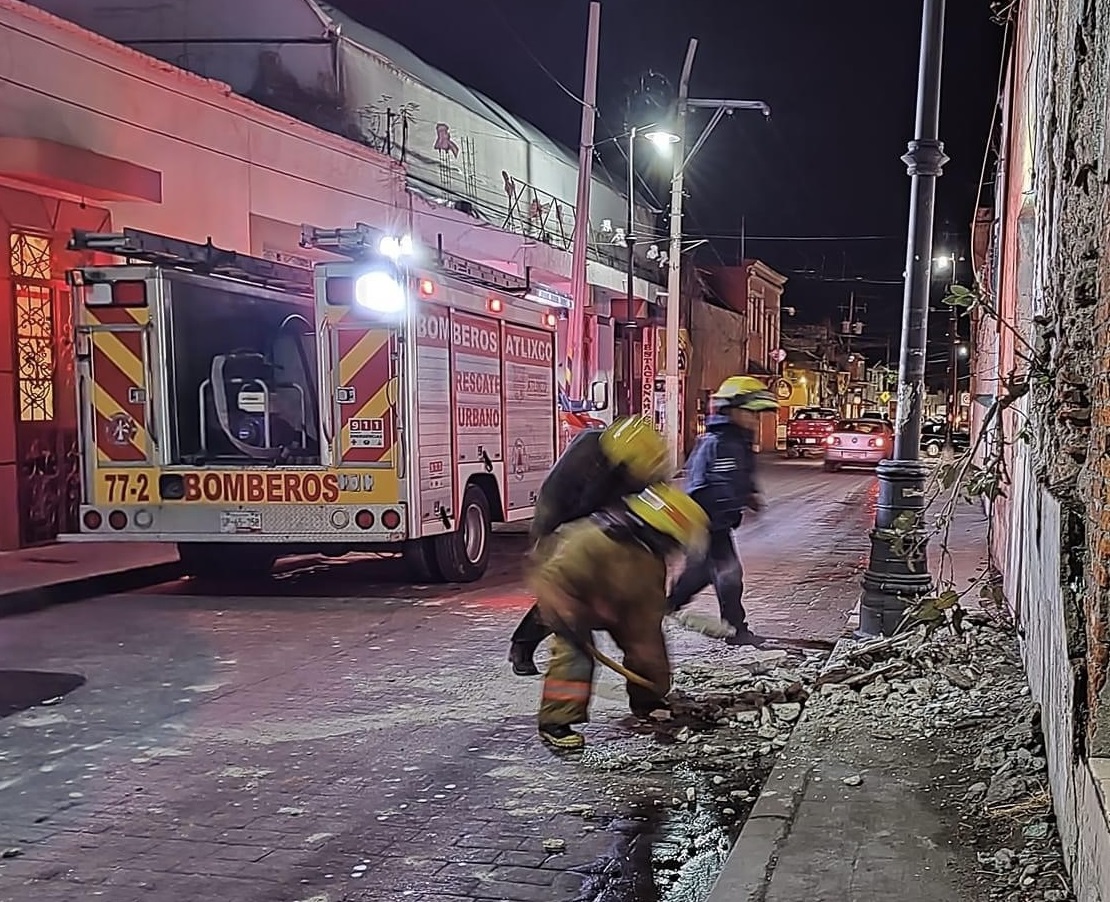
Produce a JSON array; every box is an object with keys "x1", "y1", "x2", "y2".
[{"x1": 991, "y1": 1, "x2": 1110, "y2": 898}]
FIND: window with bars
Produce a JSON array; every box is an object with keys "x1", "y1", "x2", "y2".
[{"x1": 10, "y1": 232, "x2": 55, "y2": 422}]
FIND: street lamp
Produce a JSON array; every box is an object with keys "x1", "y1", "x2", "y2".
[
  {"x1": 624, "y1": 123, "x2": 678, "y2": 416},
  {"x1": 934, "y1": 250, "x2": 963, "y2": 452},
  {"x1": 858, "y1": 0, "x2": 948, "y2": 637}
]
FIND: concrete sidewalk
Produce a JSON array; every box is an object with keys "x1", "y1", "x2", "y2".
[
  {"x1": 709, "y1": 501, "x2": 1000, "y2": 902},
  {"x1": 0, "y1": 541, "x2": 180, "y2": 618}
]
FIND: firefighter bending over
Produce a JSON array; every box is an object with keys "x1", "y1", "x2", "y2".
[
  {"x1": 508, "y1": 416, "x2": 671, "y2": 677},
  {"x1": 529, "y1": 483, "x2": 709, "y2": 750}
]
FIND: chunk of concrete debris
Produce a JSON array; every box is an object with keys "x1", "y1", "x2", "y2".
[
  {"x1": 964, "y1": 782, "x2": 988, "y2": 802},
  {"x1": 771, "y1": 702, "x2": 802, "y2": 723},
  {"x1": 842, "y1": 775, "x2": 863, "y2": 787},
  {"x1": 734, "y1": 648, "x2": 790, "y2": 675},
  {"x1": 992, "y1": 848, "x2": 1015, "y2": 872},
  {"x1": 542, "y1": 838, "x2": 566, "y2": 854}
]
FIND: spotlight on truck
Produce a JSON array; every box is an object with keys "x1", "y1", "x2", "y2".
[{"x1": 354, "y1": 267, "x2": 406, "y2": 314}]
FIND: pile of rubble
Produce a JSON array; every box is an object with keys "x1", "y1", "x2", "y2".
[{"x1": 812, "y1": 618, "x2": 1076, "y2": 902}]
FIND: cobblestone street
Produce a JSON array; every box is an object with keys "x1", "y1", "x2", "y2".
[{"x1": 0, "y1": 459, "x2": 874, "y2": 902}]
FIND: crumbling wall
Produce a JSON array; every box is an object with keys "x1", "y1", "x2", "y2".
[{"x1": 1026, "y1": 0, "x2": 1110, "y2": 756}]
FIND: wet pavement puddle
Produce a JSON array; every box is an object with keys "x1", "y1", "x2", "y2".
[{"x1": 0, "y1": 670, "x2": 86, "y2": 718}]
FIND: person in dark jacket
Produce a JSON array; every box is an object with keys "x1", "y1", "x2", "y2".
[
  {"x1": 667, "y1": 376, "x2": 779, "y2": 645},
  {"x1": 509, "y1": 416, "x2": 671, "y2": 676}
]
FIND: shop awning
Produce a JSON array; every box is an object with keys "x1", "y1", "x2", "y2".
[{"x1": 0, "y1": 137, "x2": 161, "y2": 203}]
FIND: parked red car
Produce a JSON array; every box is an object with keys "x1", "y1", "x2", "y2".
[
  {"x1": 558, "y1": 388, "x2": 606, "y2": 454},
  {"x1": 785, "y1": 407, "x2": 839, "y2": 458}
]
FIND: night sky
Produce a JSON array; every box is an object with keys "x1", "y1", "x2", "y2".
[{"x1": 332, "y1": 1, "x2": 1004, "y2": 360}]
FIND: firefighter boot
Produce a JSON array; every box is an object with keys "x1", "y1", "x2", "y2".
[
  {"x1": 538, "y1": 724, "x2": 585, "y2": 750},
  {"x1": 538, "y1": 635, "x2": 594, "y2": 750}
]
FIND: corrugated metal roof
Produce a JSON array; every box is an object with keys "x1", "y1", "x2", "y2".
[{"x1": 312, "y1": 1, "x2": 624, "y2": 193}]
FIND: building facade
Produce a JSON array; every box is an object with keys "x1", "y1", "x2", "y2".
[
  {"x1": 0, "y1": 0, "x2": 672, "y2": 548},
  {"x1": 973, "y1": 2, "x2": 1110, "y2": 897},
  {"x1": 687, "y1": 261, "x2": 787, "y2": 452},
  {"x1": 25, "y1": 0, "x2": 671, "y2": 414}
]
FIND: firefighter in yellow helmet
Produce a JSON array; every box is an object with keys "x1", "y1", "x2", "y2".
[
  {"x1": 508, "y1": 416, "x2": 671, "y2": 676},
  {"x1": 530, "y1": 483, "x2": 709, "y2": 750},
  {"x1": 667, "y1": 375, "x2": 779, "y2": 646}
]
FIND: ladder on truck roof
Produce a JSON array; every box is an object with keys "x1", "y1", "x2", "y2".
[
  {"x1": 300, "y1": 223, "x2": 535, "y2": 297},
  {"x1": 68, "y1": 228, "x2": 314, "y2": 296}
]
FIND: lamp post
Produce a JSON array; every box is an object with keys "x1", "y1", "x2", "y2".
[
  {"x1": 858, "y1": 0, "x2": 948, "y2": 637},
  {"x1": 624, "y1": 124, "x2": 678, "y2": 418}
]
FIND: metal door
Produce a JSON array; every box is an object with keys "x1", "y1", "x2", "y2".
[{"x1": 10, "y1": 231, "x2": 78, "y2": 546}]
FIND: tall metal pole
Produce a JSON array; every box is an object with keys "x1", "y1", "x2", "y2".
[
  {"x1": 566, "y1": 0, "x2": 601, "y2": 401},
  {"x1": 663, "y1": 39, "x2": 698, "y2": 469},
  {"x1": 625, "y1": 128, "x2": 637, "y2": 417},
  {"x1": 946, "y1": 259, "x2": 958, "y2": 450},
  {"x1": 858, "y1": 0, "x2": 948, "y2": 636}
]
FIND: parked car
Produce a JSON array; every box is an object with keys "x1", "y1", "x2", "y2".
[
  {"x1": 823, "y1": 419, "x2": 894, "y2": 471},
  {"x1": 920, "y1": 420, "x2": 971, "y2": 457},
  {"x1": 860, "y1": 410, "x2": 891, "y2": 422},
  {"x1": 785, "y1": 407, "x2": 839, "y2": 458},
  {"x1": 558, "y1": 388, "x2": 606, "y2": 452}
]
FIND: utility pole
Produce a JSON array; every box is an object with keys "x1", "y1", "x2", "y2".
[
  {"x1": 858, "y1": 0, "x2": 948, "y2": 636},
  {"x1": 660, "y1": 47, "x2": 770, "y2": 469},
  {"x1": 566, "y1": 1, "x2": 601, "y2": 401},
  {"x1": 663, "y1": 39, "x2": 697, "y2": 469}
]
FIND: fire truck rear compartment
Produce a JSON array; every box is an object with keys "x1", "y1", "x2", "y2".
[{"x1": 167, "y1": 278, "x2": 320, "y2": 466}]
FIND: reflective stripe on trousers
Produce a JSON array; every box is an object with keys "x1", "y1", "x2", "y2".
[{"x1": 538, "y1": 635, "x2": 595, "y2": 727}]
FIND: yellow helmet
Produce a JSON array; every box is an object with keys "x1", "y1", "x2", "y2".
[
  {"x1": 599, "y1": 416, "x2": 670, "y2": 482},
  {"x1": 625, "y1": 483, "x2": 709, "y2": 550},
  {"x1": 713, "y1": 375, "x2": 779, "y2": 412}
]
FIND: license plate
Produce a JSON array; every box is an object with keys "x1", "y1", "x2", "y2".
[
  {"x1": 847, "y1": 452, "x2": 870, "y2": 460},
  {"x1": 803, "y1": 438, "x2": 817, "y2": 444},
  {"x1": 220, "y1": 510, "x2": 262, "y2": 534}
]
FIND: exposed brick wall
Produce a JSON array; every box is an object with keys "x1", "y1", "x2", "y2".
[{"x1": 1023, "y1": 0, "x2": 1110, "y2": 754}]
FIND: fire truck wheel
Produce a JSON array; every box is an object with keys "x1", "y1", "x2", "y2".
[
  {"x1": 403, "y1": 538, "x2": 443, "y2": 583},
  {"x1": 432, "y1": 484, "x2": 491, "y2": 583},
  {"x1": 177, "y1": 543, "x2": 277, "y2": 581}
]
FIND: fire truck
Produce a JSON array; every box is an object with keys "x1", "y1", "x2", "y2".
[{"x1": 63, "y1": 224, "x2": 579, "y2": 582}]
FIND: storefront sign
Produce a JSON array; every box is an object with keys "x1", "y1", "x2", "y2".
[{"x1": 641, "y1": 327, "x2": 656, "y2": 418}]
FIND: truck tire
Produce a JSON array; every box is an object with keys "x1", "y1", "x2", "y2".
[
  {"x1": 177, "y1": 543, "x2": 276, "y2": 582},
  {"x1": 403, "y1": 537, "x2": 443, "y2": 583},
  {"x1": 432, "y1": 484, "x2": 491, "y2": 583}
]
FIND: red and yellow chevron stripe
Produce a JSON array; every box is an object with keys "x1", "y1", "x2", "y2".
[
  {"x1": 85, "y1": 306, "x2": 150, "y2": 464},
  {"x1": 336, "y1": 327, "x2": 395, "y2": 464}
]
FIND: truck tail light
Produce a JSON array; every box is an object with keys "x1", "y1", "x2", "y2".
[
  {"x1": 487, "y1": 297, "x2": 503, "y2": 314},
  {"x1": 355, "y1": 509, "x2": 375, "y2": 530},
  {"x1": 381, "y1": 509, "x2": 401, "y2": 530},
  {"x1": 418, "y1": 278, "x2": 436, "y2": 297},
  {"x1": 112, "y1": 281, "x2": 147, "y2": 307},
  {"x1": 108, "y1": 510, "x2": 128, "y2": 530},
  {"x1": 543, "y1": 312, "x2": 557, "y2": 328},
  {"x1": 83, "y1": 510, "x2": 102, "y2": 530}
]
